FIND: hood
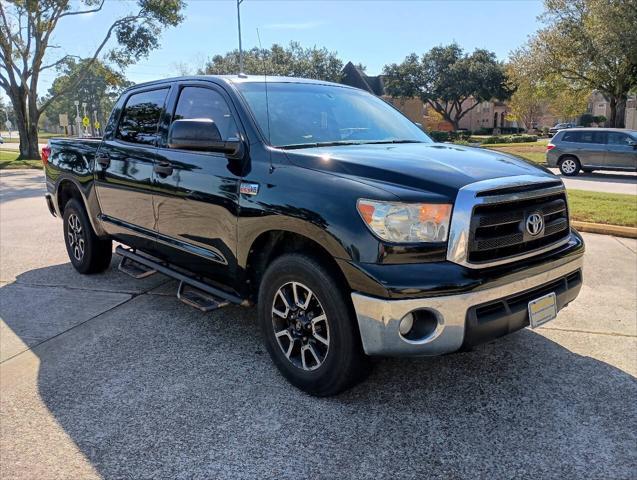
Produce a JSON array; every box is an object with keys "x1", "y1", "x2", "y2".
[{"x1": 284, "y1": 143, "x2": 554, "y2": 200}]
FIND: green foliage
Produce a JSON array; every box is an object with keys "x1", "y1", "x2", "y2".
[
  {"x1": 521, "y1": 0, "x2": 637, "y2": 127},
  {"x1": 481, "y1": 135, "x2": 538, "y2": 145},
  {"x1": 42, "y1": 58, "x2": 132, "y2": 133},
  {"x1": 427, "y1": 130, "x2": 471, "y2": 143},
  {"x1": 383, "y1": 44, "x2": 512, "y2": 129},
  {"x1": 201, "y1": 42, "x2": 344, "y2": 82},
  {"x1": 580, "y1": 113, "x2": 595, "y2": 127},
  {"x1": 0, "y1": 0, "x2": 185, "y2": 159}
]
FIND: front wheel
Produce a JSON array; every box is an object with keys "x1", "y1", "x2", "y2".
[
  {"x1": 258, "y1": 254, "x2": 369, "y2": 396},
  {"x1": 558, "y1": 156, "x2": 580, "y2": 176}
]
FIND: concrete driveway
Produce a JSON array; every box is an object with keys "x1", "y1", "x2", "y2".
[{"x1": 1, "y1": 170, "x2": 636, "y2": 479}]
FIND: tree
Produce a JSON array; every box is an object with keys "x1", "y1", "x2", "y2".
[
  {"x1": 43, "y1": 58, "x2": 132, "y2": 135},
  {"x1": 522, "y1": 0, "x2": 637, "y2": 128},
  {"x1": 383, "y1": 44, "x2": 512, "y2": 130},
  {"x1": 201, "y1": 42, "x2": 344, "y2": 83},
  {"x1": 0, "y1": 0, "x2": 184, "y2": 159},
  {"x1": 0, "y1": 95, "x2": 16, "y2": 127},
  {"x1": 506, "y1": 50, "x2": 589, "y2": 130}
]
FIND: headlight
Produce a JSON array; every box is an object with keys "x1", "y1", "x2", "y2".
[{"x1": 357, "y1": 199, "x2": 452, "y2": 243}]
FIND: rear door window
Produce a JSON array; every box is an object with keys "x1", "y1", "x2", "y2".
[
  {"x1": 116, "y1": 88, "x2": 169, "y2": 145},
  {"x1": 607, "y1": 132, "x2": 632, "y2": 145}
]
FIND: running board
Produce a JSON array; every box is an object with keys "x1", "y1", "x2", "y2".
[
  {"x1": 177, "y1": 281, "x2": 230, "y2": 312},
  {"x1": 118, "y1": 256, "x2": 157, "y2": 279},
  {"x1": 115, "y1": 246, "x2": 249, "y2": 309}
]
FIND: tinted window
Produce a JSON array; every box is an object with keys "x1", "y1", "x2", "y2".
[
  {"x1": 562, "y1": 131, "x2": 604, "y2": 144},
  {"x1": 116, "y1": 89, "x2": 168, "y2": 145},
  {"x1": 607, "y1": 132, "x2": 632, "y2": 145},
  {"x1": 173, "y1": 87, "x2": 239, "y2": 141}
]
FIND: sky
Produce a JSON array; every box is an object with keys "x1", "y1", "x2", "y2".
[{"x1": 2, "y1": 0, "x2": 545, "y2": 103}]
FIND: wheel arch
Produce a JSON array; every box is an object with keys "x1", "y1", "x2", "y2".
[{"x1": 245, "y1": 230, "x2": 352, "y2": 302}]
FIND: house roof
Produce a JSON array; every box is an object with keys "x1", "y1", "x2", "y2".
[{"x1": 341, "y1": 61, "x2": 385, "y2": 96}]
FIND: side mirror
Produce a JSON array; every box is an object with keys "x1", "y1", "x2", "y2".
[
  {"x1": 628, "y1": 140, "x2": 637, "y2": 149},
  {"x1": 168, "y1": 118, "x2": 245, "y2": 159}
]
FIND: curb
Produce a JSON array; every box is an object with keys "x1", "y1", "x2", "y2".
[{"x1": 572, "y1": 221, "x2": 637, "y2": 239}]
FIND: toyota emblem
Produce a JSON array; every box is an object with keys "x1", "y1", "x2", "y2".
[{"x1": 526, "y1": 213, "x2": 544, "y2": 236}]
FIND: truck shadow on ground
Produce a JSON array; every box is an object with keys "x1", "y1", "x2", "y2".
[{"x1": 1, "y1": 262, "x2": 636, "y2": 479}]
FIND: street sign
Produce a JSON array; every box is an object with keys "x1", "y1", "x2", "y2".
[
  {"x1": 5, "y1": 120, "x2": 11, "y2": 130},
  {"x1": 59, "y1": 114, "x2": 69, "y2": 127},
  {"x1": 94, "y1": 120, "x2": 101, "y2": 130},
  {"x1": 82, "y1": 116, "x2": 90, "y2": 128}
]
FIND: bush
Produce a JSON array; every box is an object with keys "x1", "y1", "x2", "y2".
[
  {"x1": 428, "y1": 130, "x2": 471, "y2": 142},
  {"x1": 428, "y1": 131, "x2": 450, "y2": 142},
  {"x1": 480, "y1": 134, "x2": 538, "y2": 145}
]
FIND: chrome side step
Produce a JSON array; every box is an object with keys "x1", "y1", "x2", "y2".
[
  {"x1": 115, "y1": 246, "x2": 249, "y2": 310},
  {"x1": 118, "y1": 256, "x2": 157, "y2": 279},
  {"x1": 177, "y1": 281, "x2": 230, "y2": 312}
]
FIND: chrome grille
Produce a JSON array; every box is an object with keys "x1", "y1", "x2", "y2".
[{"x1": 468, "y1": 191, "x2": 569, "y2": 263}]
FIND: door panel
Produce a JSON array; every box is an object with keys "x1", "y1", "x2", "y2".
[
  {"x1": 152, "y1": 85, "x2": 243, "y2": 283},
  {"x1": 605, "y1": 132, "x2": 637, "y2": 170},
  {"x1": 95, "y1": 88, "x2": 169, "y2": 243}
]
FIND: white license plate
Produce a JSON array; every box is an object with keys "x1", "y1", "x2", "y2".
[{"x1": 528, "y1": 292, "x2": 557, "y2": 328}]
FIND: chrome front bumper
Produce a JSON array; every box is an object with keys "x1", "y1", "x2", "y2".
[{"x1": 351, "y1": 255, "x2": 584, "y2": 356}]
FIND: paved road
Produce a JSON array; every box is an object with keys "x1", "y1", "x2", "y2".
[
  {"x1": 1, "y1": 171, "x2": 636, "y2": 479},
  {"x1": 548, "y1": 168, "x2": 637, "y2": 195}
]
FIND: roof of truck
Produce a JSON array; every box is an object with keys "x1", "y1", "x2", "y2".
[{"x1": 123, "y1": 74, "x2": 349, "y2": 93}]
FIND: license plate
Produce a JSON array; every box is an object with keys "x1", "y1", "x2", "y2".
[{"x1": 528, "y1": 292, "x2": 557, "y2": 328}]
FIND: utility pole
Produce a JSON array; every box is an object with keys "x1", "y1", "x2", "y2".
[
  {"x1": 74, "y1": 100, "x2": 80, "y2": 138},
  {"x1": 237, "y1": 0, "x2": 244, "y2": 74}
]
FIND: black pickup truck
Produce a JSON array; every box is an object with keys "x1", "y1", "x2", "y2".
[{"x1": 43, "y1": 75, "x2": 584, "y2": 395}]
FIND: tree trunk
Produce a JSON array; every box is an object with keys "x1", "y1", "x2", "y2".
[{"x1": 607, "y1": 96, "x2": 626, "y2": 128}]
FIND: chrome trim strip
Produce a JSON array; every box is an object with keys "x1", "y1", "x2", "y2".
[
  {"x1": 447, "y1": 175, "x2": 569, "y2": 268},
  {"x1": 351, "y1": 255, "x2": 583, "y2": 356}
]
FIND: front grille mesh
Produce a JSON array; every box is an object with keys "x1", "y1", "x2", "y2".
[{"x1": 468, "y1": 191, "x2": 570, "y2": 263}]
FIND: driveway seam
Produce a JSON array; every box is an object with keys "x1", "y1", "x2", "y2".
[
  {"x1": 612, "y1": 236, "x2": 637, "y2": 254},
  {"x1": 540, "y1": 326, "x2": 636, "y2": 338},
  {"x1": 0, "y1": 278, "x2": 172, "y2": 365}
]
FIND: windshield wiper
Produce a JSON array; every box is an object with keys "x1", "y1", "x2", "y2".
[
  {"x1": 278, "y1": 139, "x2": 427, "y2": 150},
  {"x1": 278, "y1": 140, "x2": 365, "y2": 150},
  {"x1": 364, "y1": 139, "x2": 426, "y2": 144}
]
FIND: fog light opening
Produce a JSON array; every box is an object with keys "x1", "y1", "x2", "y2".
[{"x1": 398, "y1": 309, "x2": 439, "y2": 341}]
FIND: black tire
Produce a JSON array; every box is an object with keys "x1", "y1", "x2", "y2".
[
  {"x1": 558, "y1": 156, "x2": 581, "y2": 176},
  {"x1": 258, "y1": 253, "x2": 369, "y2": 396},
  {"x1": 63, "y1": 198, "x2": 112, "y2": 274}
]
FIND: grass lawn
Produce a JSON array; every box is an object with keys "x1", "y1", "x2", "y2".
[
  {"x1": 484, "y1": 141, "x2": 549, "y2": 165},
  {"x1": 0, "y1": 150, "x2": 42, "y2": 169},
  {"x1": 568, "y1": 189, "x2": 637, "y2": 227}
]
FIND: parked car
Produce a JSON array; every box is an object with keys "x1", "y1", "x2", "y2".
[
  {"x1": 548, "y1": 122, "x2": 577, "y2": 136},
  {"x1": 0, "y1": 135, "x2": 4, "y2": 144},
  {"x1": 547, "y1": 128, "x2": 637, "y2": 176},
  {"x1": 42, "y1": 76, "x2": 584, "y2": 395}
]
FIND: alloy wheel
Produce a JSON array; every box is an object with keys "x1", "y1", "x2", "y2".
[
  {"x1": 67, "y1": 213, "x2": 85, "y2": 262},
  {"x1": 561, "y1": 159, "x2": 577, "y2": 174},
  {"x1": 271, "y1": 281, "x2": 330, "y2": 371}
]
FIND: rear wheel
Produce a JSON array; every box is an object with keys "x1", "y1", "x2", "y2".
[
  {"x1": 63, "y1": 198, "x2": 112, "y2": 274},
  {"x1": 558, "y1": 156, "x2": 580, "y2": 176},
  {"x1": 258, "y1": 253, "x2": 369, "y2": 396}
]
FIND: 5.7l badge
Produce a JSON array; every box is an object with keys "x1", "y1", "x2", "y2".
[{"x1": 240, "y1": 182, "x2": 259, "y2": 196}]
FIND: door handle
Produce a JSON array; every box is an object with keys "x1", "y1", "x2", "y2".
[
  {"x1": 154, "y1": 162, "x2": 173, "y2": 176},
  {"x1": 95, "y1": 153, "x2": 110, "y2": 168}
]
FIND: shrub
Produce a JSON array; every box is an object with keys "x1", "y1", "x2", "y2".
[
  {"x1": 428, "y1": 131, "x2": 450, "y2": 142},
  {"x1": 480, "y1": 134, "x2": 538, "y2": 145},
  {"x1": 427, "y1": 130, "x2": 471, "y2": 142}
]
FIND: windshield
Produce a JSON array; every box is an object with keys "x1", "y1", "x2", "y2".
[{"x1": 235, "y1": 82, "x2": 432, "y2": 148}]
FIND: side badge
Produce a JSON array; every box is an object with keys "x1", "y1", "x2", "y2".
[{"x1": 240, "y1": 182, "x2": 259, "y2": 196}]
